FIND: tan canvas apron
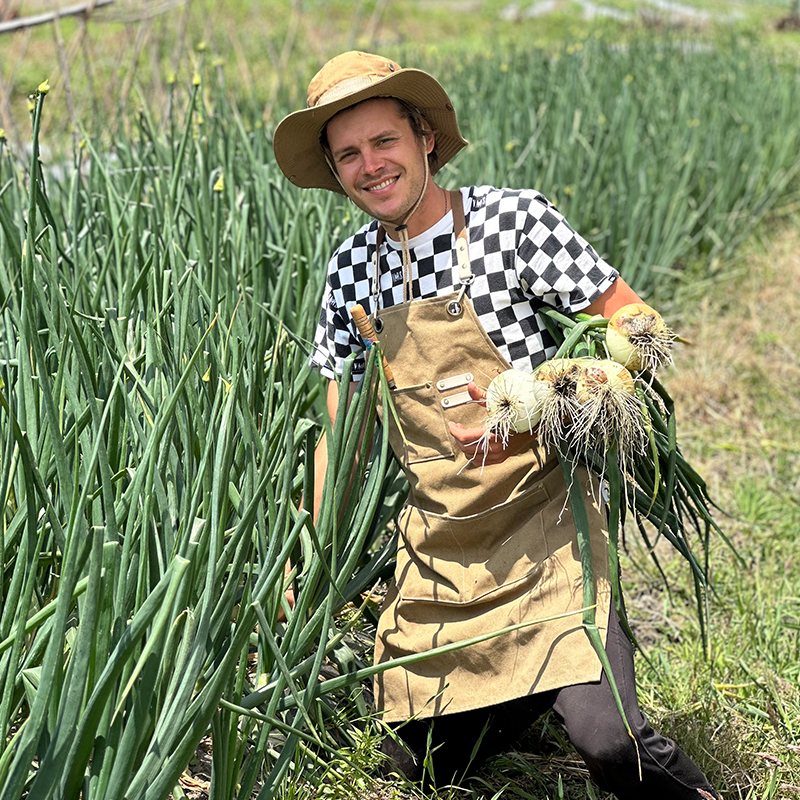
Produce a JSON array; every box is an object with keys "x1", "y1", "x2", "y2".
[{"x1": 371, "y1": 192, "x2": 611, "y2": 723}]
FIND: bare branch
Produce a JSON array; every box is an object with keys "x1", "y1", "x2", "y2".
[{"x1": 0, "y1": 0, "x2": 115, "y2": 34}]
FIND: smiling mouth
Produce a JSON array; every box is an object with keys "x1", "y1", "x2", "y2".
[{"x1": 364, "y1": 176, "x2": 398, "y2": 192}]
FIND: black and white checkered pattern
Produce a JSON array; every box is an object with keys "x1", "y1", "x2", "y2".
[{"x1": 311, "y1": 186, "x2": 618, "y2": 380}]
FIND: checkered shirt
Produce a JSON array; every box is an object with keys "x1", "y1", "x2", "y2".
[{"x1": 310, "y1": 186, "x2": 618, "y2": 380}]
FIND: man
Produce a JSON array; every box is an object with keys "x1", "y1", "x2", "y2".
[{"x1": 273, "y1": 51, "x2": 720, "y2": 799}]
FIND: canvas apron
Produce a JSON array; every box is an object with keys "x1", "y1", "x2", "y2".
[{"x1": 371, "y1": 192, "x2": 611, "y2": 723}]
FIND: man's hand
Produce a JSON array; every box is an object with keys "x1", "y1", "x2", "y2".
[{"x1": 447, "y1": 382, "x2": 538, "y2": 466}]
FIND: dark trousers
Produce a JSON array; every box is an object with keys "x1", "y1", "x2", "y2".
[{"x1": 380, "y1": 607, "x2": 720, "y2": 799}]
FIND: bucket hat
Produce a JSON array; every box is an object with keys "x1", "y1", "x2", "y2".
[{"x1": 273, "y1": 51, "x2": 467, "y2": 195}]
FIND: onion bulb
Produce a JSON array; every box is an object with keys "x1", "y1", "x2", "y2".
[
  {"x1": 573, "y1": 359, "x2": 645, "y2": 460},
  {"x1": 484, "y1": 368, "x2": 547, "y2": 447},
  {"x1": 605, "y1": 303, "x2": 675, "y2": 374},
  {"x1": 575, "y1": 360, "x2": 635, "y2": 402},
  {"x1": 532, "y1": 358, "x2": 587, "y2": 450}
]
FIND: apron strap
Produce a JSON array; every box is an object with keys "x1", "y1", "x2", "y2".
[
  {"x1": 450, "y1": 190, "x2": 473, "y2": 285},
  {"x1": 372, "y1": 225, "x2": 385, "y2": 320}
]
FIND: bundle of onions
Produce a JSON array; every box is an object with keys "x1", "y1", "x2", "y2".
[
  {"x1": 605, "y1": 303, "x2": 675, "y2": 374},
  {"x1": 483, "y1": 368, "x2": 548, "y2": 448},
  {"x1": 573, "y1": 359, "x2": 646, "y2": 462},
  {"x1": 534, "y1": 304, "x2": 725, "y2": 661},
  {"x1": 532, "y1": 357, "x2": 588, "y2": 450}
]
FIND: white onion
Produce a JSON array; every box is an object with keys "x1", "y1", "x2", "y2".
[
  {"x1": 575, "y1": 360, "x2": 635, "y2": 402},
  {"x1": 532, "y1": 357, "x2": 588, "y2": 451},
  {"x1": 534, "y1": 357, "x2": 588, "y2": 389},
  {"x1": 573, "y1": 358, "x2": 645, "y2": 461},
  {"x1": 484, "y1": 368, "x2": 546, "y2": 446}
]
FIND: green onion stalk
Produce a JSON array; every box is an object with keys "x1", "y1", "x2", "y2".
[
  {"x1": 502, "y1": 304, "x2": 736, "y2": 759},
  {"x1": 538, "y1": 306, "x2": 738, "y2": 656}
]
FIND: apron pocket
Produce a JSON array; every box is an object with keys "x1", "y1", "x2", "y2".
[
  {"x1": 385, "y1": 382, "x2": 455, "y2": 465},
  {"x1": 396, "y1": 481, "x2": 567, "y2": 606}
]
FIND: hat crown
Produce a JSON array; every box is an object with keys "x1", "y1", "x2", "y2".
[{"x1": 307, "y1": 51, "x2": 401, "y2": 109}]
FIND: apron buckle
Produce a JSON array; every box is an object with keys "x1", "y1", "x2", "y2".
[
  {"x1": 447, "y1": 277, "x2": 472, "y2": 318},
  {"x1": 446, "y1": 300, "x2": 463, "y2": 317}
]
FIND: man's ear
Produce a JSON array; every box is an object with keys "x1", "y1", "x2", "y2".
[{"x1": 424, "y1": 130, "x2": 435, "y2": 155}]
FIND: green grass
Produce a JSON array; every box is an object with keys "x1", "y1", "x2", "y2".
[
  {"x1": 647, "y1": 226, "x2": 800, "y2": 797},
  {"x1": 2, "y1": 0, "x2": 799, "y2": 143}
]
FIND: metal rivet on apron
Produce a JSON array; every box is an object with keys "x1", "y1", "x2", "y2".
[
  {"x1": 447, "y1": 300, "x2": 462, "y2": 317},
  {"x1": 374, "y1": 317, "x2": 384, "y2": 333}
]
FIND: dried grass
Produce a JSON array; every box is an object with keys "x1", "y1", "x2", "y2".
[{"x1": 664, "y1": 224, "x2": 800, "y2": 499}]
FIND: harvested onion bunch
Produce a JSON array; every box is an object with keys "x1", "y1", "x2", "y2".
[{"x1": 533, "y1": 303, "x2": 730, "y2": 659}]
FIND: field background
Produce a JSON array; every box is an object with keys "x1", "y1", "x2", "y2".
[{"x1": 1, "y1": 1, "x2": 799, "y2": 799}]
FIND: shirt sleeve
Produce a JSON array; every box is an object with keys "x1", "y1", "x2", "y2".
[
  {"x1": 515, "y1": 194, "x2": 618, "y2": 312},
  {"x1": 309, "y1": 259, "x2": 367, "y2": 381}
]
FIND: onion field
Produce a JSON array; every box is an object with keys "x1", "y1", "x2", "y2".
[{"x1": 0, "y1": 28, "x2": 799, "y2": 800}]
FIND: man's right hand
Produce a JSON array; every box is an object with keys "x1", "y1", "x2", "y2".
[{"x1": 447, "y1": 382, "x2": 538, "y2": 466}]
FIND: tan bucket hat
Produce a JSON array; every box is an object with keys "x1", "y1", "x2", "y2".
[{"x1": 273, "y1": 51, "x2": 468, "y2": 195}]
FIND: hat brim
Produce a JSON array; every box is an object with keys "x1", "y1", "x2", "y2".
[{"x1": 273, "y1": 68, "x2": 468, "y2": 195}]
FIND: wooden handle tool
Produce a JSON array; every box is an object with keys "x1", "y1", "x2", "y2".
[{"x1": 349, "y1": 304, "x2": 395, "y2": 387}]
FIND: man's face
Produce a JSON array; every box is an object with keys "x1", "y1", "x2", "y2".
[{"x1": 325, "y1": 98, "x2": 434, "y2": 228}]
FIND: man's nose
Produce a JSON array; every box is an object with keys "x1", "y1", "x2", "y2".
[{"x1": 361, "y1": 147, "x2": 385, "y2": 175}]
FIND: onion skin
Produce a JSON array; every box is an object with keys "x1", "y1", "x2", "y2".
[
  {"x1": 572, "y1": 358, "x2": 644, "y2": 461},
  {"x1": 534, "y1": 357, "x2": 589, "y2": 389},
  {"x1": 575, "y1": 360, "x2": 635, "y2": 402},
  {"x1": 605, "y1": 325, "x2": 643, "y2": 371},
  {"x1": 530, "y1": 358, "x2": 591, "y2": 451},
  {"x1": 605, "y1": 302, "x2": 674, "y2": 373},
  {"x1": 516, "y1": 379, "x2": 549, "y2": 431}
]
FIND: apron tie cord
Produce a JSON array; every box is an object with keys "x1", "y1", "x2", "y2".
[{"x1": 389, "y1": 152, "x2": 430, "y2": 305}]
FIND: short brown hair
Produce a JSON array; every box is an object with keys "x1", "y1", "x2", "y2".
[{"x1": 319, "y1": 97, "x2": 439, "y2": 176}]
